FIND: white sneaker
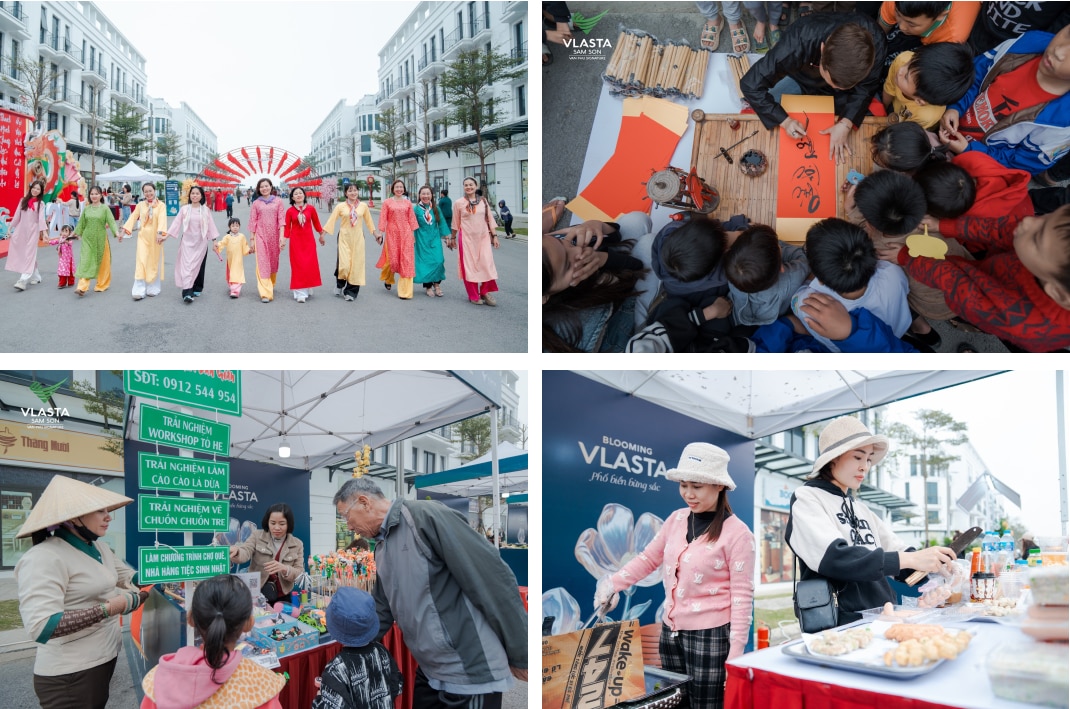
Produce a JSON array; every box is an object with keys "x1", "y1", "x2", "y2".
[
  {"x1": 334, "y1": 288, "x2": 341, "y2": 297},
  {"x1": 29, "y1": 270, "x2": 41, "y2": 285},
  {"x1": 14, "y1": 279, "x2": 27, "y2": 291},
  {"x1": 344, "y1": 294, "x2": 354, "y2": 302},
  {"x1": 297, "y1": 295, "x2": 307, "y2": 303},
  {"x1": 132, "y1": 294, "x2": 144, "y2": 301}
]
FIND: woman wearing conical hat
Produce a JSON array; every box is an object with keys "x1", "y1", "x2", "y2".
[{"x1": 14, "y1": 475, "x2": 148, "y2": 709}]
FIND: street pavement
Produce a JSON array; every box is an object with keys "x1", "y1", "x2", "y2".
[
  {"x1": 544, "y1": 1, "x2": 1012, "y2": 353},
  {"x1": 3, "y1": 200, "x2": 528, "y2": 353}
]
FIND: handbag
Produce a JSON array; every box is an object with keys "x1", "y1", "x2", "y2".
[
  {"x1": 793, "y1": 556, "x2": 839, "y2": 633},
  {"x1": 260, "y1": 578, "x2": 281, "y2": 604}
]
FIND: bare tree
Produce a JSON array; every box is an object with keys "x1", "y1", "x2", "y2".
[
  {"x1": 440, "y1": 48, "x2": 524, "y2": 196},
  {"x1": 414, "y1": 78, "x2": 435, "y2": 187},
  {"x1": 1, "y1": 54, "x2": 61, "y2": 130},
  {"x1": 372, "y1": 105, "x2": 405, "y2": 182}
]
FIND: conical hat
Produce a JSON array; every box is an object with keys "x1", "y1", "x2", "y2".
[{"x1": 16, "y1": 475, "x2": 132, "y2": 538}]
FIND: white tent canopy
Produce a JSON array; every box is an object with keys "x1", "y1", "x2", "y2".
[
  {"x1": 96, "y1": 161, "x2": 165, "y2": 182},
  {"x1": 415, "y1": 441, "x2": 528, "y2": 498},
  {"x1": 576, "y1": 371, "x2": 1005, "y2": 439},
  {"x1": 125, "y1": 370, "x2": 499, "y2": 471}
]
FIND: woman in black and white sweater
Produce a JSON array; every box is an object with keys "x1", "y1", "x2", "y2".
[{"x1": 786, "y1": 416, "x2": 956, "y2": 626}]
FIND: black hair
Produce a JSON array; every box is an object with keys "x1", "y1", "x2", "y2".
[
  {"x1": 723, "y1": 225, "x2": 781, "y2": 293},
  {"x1": 418, "y1": 184, "x2": 443, "y2": 224},
  {"x1": 913, "y1": 160, "x2": 976, "y2": 219},
  {"x1": 699, "y1": 490, "x2": 735, "y2": 544},
  {"x1": 20, "y1": 180, "x2": 46, "y2": 211},
  {"x1": 260, "y1": 503, "x2": 294, "y2": 535},
  {"x1": 659, "y1": 218, "x2": 727, "y2": 283},
  {"x1": 906, "y1": 42, "x2": 975, "y2": 106},
  {"x1": 344, "y1": 183, "x2": 360, "y2": 195},
  {"x1": 187, "y1": 185, "x2": 206, "y2": 206},
  {"x1": 190, "y1": 574, "x2": 252, "y2": 685},
  {"x1": 289, "y1": 187, "x2": 307, "y2": 206},
  {"x1": 871, "y1": 122, "x2": 948, "y2": 173},
  {"x1": 227, "y1": 217, "x2": 241, "y2": 228},
  {"x1": 389, "y1": 179, "x2": 407, "y2": 196},
  {"x1": 806, "y1": 218, "x2": 878, "y2": 295},
  {"x1": 854, "y1": 170, "x2": 926, "y2": 237},
  {"x1": 894, "y1": 1, "x2": 950, "y2": 19},
  {"x1": 822, "y1": 24, "x2": 876, "y2": 89},
  {"x1": 346, "y1": 537, "x2": 370, "y2": 551},
  {"x1": 256, "y1": 177, "x2": 273, "y2": 197},
  {"x1": 1048, "y1": 205, "x2": 1070, "y2": 296},
  {"x1": 60, "y1": 224, "x2": 73, "y2": 233},
  {"x1": 542, "y1": 239, "x2": 646, "y2": 352},
  {"x1": 440, "y1": 189, "x2": 448, "y2": 197}
]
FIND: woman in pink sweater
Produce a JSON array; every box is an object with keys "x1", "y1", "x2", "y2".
[{"x1": 594, "y1": 442, "x2": 755, "y2": 709}]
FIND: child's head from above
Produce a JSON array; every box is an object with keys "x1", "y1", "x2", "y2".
[
  {"x1": 1014, "y1": 205, "x2": 1070, "y2": 311},
  {"x1": 854, "y1": 169, "x2": 926, "y2": 237},
  {"x1": 723, "y1": 225, "x2": 781, "y2": 293},
  {"x1": 899, "y1": 42, "x2": 974, "y2": 106},
  {"x1": 228, "y1": 217, "x2": 241, "y2": 232},
  {"x1": 871, "y1": 122, "x2": 946, "y2": 173},
  {"x1": 188, "y1": 574, "x2": 254, "y2": 682},
  {"x1": 806, "y1": 218, "x2": 878, "y2": 296},
  {"x1": 913, "y1": 160, "x2": 976, "y2": 219},
  {"x1": 820, "y1": 23, "x2": 876, "y2": 90},
  {"x1": 660, "y1": 218, "x2": 727, "y2": 283},
  {"x1": 892, "y1": 2, "x2": 951, "y2": 36}
]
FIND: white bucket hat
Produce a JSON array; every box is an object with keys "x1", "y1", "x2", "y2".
[
  {"x1": 809, "y1": 416, "x2": 889, "y2": 478},
  {"x1": 16, "y1": 475, "x2": 132, "y2": 539},
  {"x1": 665, "y1": 442, "x2": 735, "y2": 490}
]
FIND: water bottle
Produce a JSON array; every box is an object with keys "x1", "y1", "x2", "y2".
[
  {"x1": 983, "y1": 530, "x2": 999, "y2": 573},
  {"x1": 1000, "y1": 531, "x2": 1015, "y2": 571}
]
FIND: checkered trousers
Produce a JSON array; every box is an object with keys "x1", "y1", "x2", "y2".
[{"x1": 659, "y1": 622, "x2": 730, "y2": 709}]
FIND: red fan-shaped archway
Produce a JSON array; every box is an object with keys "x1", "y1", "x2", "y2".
[{"x1": 195, "y1": 145, "x2": 324, "y2": 198}]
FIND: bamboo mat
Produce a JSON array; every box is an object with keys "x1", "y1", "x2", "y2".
[{"x1": 690, "y1": 114, "x2": 885, "y2": 243}]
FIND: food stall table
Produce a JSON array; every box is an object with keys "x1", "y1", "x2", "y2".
[
  {"x1": 725, "y1": 622, "x2": 1057, "y2": 709},
  {"x1": 278, "y1": 624, "x2": 418, "y2": 709}
]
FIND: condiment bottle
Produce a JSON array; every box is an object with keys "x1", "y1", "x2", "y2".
[
  {"x1": 970, "y1": 547, "x2": 982, "y2": 577},
  {"x1": 1028, "y1": 548, "x2": 1043, "y2": 567},
  {"x1": 757, "y1": 623, "x2": 770, "y2": 649}
]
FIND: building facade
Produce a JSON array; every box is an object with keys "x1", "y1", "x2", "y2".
[
  {"x1": 371, "y1": 1, "x2": 527, "y2": 222},
  {"x1": 146, "y1": 97, "x2": 218, "y2": 181},
  {"x1": 0, "y1": 1, "x2": 148, "y2": 175},
  {"x1": 309, "y1": 94, "x2": 381, "y2": 193}
]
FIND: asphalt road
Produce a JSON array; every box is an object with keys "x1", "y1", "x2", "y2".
[
  {"x1": 544, "y1": 1, "x2": 1014, "y2": 353},
  {"x1": 3, "y1": 200, "x2": 527, "y2": 353}
]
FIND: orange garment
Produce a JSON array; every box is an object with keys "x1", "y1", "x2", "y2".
[{"x1": 879, "y1": 1, "x2": 981, "y2": 43}]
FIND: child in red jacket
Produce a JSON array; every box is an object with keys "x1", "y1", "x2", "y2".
[
  {"x1": 878, "y1": 205, "x2": 1070, "y2": 352},
  {"x1": 913, "y1": 152, "x2": 1033, "y2": 228}
]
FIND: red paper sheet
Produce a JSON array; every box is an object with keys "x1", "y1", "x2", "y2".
[{"x1": 775, "y1": 96, "x2": 837, "y2": 223}]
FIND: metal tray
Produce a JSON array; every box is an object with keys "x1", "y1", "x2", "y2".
[
  {"x1": 782, "y1": 637, "x2": 949, "y2": 680},
  {"x1": 616, "y1": 666, "x2": 690, "y2": 709}
]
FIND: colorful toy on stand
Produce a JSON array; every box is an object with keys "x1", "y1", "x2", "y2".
[{"x1": 307, "y1": 549, "x2": 376, "y2": 607}]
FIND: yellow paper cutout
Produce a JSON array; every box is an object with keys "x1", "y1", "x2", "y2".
[{"x1": 905, "y1": 224, "x2": 948, "y2": 259}]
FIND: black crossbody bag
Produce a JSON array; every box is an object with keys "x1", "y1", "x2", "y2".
[{"x1": 793, "y1": 556, "x2": 839, "y2": 633}]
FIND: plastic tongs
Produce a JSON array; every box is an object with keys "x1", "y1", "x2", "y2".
[{"x1": 581, "y1": 600, "x2": 615, "y2": 629}]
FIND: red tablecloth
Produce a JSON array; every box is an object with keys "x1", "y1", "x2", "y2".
[
  {"x1": 277, "y1": 624, "x2": 418, "y2": 709},
  {"x1": 726, "y1": 664, "x2": 955, "y2": 709}
]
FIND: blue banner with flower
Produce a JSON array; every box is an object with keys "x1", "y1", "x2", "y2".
[{"x1": 543, "y1": 371, "x2": 755, "y2": 641}]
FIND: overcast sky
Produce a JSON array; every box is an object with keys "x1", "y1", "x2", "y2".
[
  {"x1": 880, "y1": 371, "x2": 1068, "y2": 538},
  {"x1": 96, "y1": 0, "x2": 420, "y2": 157}
]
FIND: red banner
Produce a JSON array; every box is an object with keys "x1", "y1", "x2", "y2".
[{"x1": 0, "y1": 107, "x2": 29, "y2": 222}]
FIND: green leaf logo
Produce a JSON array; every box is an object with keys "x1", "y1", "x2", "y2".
[
  {"x1": 29, "y1": 379, "x2": 66, "y2": 404},
  {"x1": 573, "y1": 9, "x2": 609, "y2": 35}
]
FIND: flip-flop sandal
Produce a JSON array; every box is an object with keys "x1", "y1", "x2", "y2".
[
  {"x1": 730, "y1": 25, "x2": 750, "y2": 54},
  {"x1": 753, "y1": 28, "x2": 769, "y2": 53},
  {"x1": 769, "y1": 28, "x2": 782, "y2": 48},
  {"x1": 700, "y1": 17, "x2": 723, "y2": 50}
]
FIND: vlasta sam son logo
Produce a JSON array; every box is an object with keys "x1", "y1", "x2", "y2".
[{"x1": 562, "y1": 9, "x2": 612, "y2": 59}]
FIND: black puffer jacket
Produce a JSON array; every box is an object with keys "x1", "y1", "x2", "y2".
[{"x1": 740, "y1": 12, "x2": 887, "y2": 130}]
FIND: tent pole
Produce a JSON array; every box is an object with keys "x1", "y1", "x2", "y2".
[
  {"x1": 395, "y1": 440, "x2": 404, "y2": 499},
  {"x1": 1058, "y1": 371, "x2": 1068, "y2": 536},
  {"x1": 491, "y1": 409, "x2": 500, "y2": 549}
]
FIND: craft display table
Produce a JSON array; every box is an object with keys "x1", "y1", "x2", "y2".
[{"x1": 725, "y1": 622, "x2": 1054, "y2": 709}]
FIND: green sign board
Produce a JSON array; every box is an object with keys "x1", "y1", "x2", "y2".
[
  {"x1": 124, "y1": 370, "x2": 242, "y2": 416},
  {"x1": 138, "y1": 452, "x2": 229, "y2": 493},
  {"x1": 138, "y1": 546, "x2": 230, "y2": 584},
  {"x1": 138, "y1": 495, "x2": 229, "y2": 532},
  {"x1": 139, "y1": 405, "x2": 230, "y2": 455}
]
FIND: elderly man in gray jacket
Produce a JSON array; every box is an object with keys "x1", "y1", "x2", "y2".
[{"x1": 334, "y1": 477, "x2": 527, "y2": 709}]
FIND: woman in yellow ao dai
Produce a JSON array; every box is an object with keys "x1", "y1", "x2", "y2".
[
  {"x1": 323, "y1": 183, "x2": 379, "y2": 301},
  {"x1": 122, "y1": 183, "x2": 170, "y2": 300}
]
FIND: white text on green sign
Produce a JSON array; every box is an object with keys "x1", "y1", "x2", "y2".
[
  {"x1": 138, "y1": 546, "x2": 230, "y2": 584},
  {"x1": 124, "y1": 370, "x2": 242, "y2": 416},
  {"x1": 138, "y1": 495, "x2": 229, "y2": 532},
  {"x1": 139, "y1": 404, "x2": 230, "y2": 455},
  {"x1": 138, "y1": 452, "x2": 230, "y2": 493}
]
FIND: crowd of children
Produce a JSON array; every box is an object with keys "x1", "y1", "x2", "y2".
[{"x1": 544, "y1": 2, "x2": 1070, "y2": 353}]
